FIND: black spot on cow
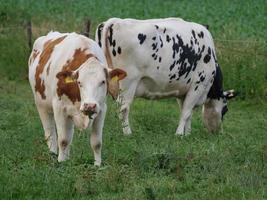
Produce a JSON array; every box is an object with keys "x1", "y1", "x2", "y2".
[
  {"x1": 194, "y1": 86, "x2": 199, "y2": 91},
  {"x1": 156, "y1": 48, "x2": 159, "y2": 53},
  {"x1": 97, "y1": 23, "x2": 104, "y2": 47},
  {"x1": 169, "y1": 60, "x2": 176, "y2": 71},
  {"x1": 204, "y1": 47, "x2": 211, "y2": 63},
  {"x1": 170, "y1": 74, "x2": 176, "y2": 80},
  {"x1": 204, "y1": 54, "x2": 211, "y2": 63},
  {"x1": 159, "y1": 57, "x2": 162, "y2": 63},
  {"x1": 112, "y1": 49, "x2": 116, "y2": 56},
  {"x1": 154, "y1": 55, "x2": 158, "y2": 60},
  {"x1": 138, "y1": 33, "x2": 146, "y2": 45},
  {"x1": 152, "y1": 36, "x2": 156, "y2": 40},
  {"x1": 107, "y1": 24, "x2": 119, "y2": 56},
  {"x1": 117, "y1": 46, "x2": 121, "y2": 54},
  {"x1": 152, "y1": 53, "x2": 156, "y2": 58},
  {"x1": 170, "y1": 34, "x2": 205, "y2": 79},
  {"x1": 192, "y1": 30, "x2": 196, "y2": 39},
  {"x1": 208, "y1": 47, "x2": 211, "y2": 54},
  {"x1": 152, "y1": 43, "x2": 158, "y2": 50},
  {"x1": 155, "y1": 25, "x2": 159, "y2": 29},
  {"x1": 187, "y1": 78, "x2": 191, "y2": 84},
  {"x1": 166, "y1": 35, "x2": 171, "y2": 42},
  {"x1": 163, "y1": 28, "x2": 166, "y2": 33},
  {"x1": 157, "y1": 66, "x2": 160, "y2": 70},
  {"x1": 200, "y1": 76, "x2": 205, "y2": 82},
  {"x1": 198, "y1": 31, "x2": 204, "y2": 38},
  {"x1": 108, "y1": 24, "x2": 114, "y2": 47},
  {"x1": 159, "y1": 36, "x2": 163, "y2": 48}
]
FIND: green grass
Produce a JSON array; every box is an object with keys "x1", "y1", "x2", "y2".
[
  {"x1": 0, "y1": 0, "x2": 267, "y2": 199},
  {"x1": 0, "y1": 79, "x2": 266, "y2": 199}
]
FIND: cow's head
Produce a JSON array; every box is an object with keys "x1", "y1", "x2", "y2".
[
  {"x1": 56, "y1": 58, "x2": 126, "y2": 119},
  {"x1": 202, "y1": 89, "x2": 236, "y2": 133}
]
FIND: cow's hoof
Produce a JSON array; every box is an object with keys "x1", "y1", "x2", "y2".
[
  {"x1": 49, "y1": 146, "x2": 58, "y2": 155},
  {"x1": 175, "y1": 132, "x2": 185, "y2": 136},
  {"x1": 123, "y1": 127, "x2": 132, "y2": 135},
  {"x1": 57, "y1": 153, "x2": 69, "y2": 162},
  {"x1": 47, "y1": 139, "x2": 58, "y2": 155},
  {"x1": 94, "y1": 161, "x2": 101, "y2": 167}
]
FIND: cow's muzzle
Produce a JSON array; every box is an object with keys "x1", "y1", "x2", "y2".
[{"x1": 81, "y1": 103, "x2": 97, "y2": 119}]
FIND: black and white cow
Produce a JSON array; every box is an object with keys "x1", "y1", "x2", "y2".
[{"x1": 96, "y1": 18, "x2": 236, "y2": 135}]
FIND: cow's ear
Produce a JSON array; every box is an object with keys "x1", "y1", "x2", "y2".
[
  {"x1": 56, "y1": 70, "x2": 78, "y2": 84},
  {"x1": 109, "y1": 68, "x2": 127, "y2": 82},
  {"x1": 106, "y1": 68, "x2": 127, "y2": 100},
  {"x1": 223, "y1": 89, "x2": 237, "y2": 99}
]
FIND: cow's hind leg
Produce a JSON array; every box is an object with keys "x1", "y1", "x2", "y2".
[
  {"x1": 36, "y1": 105, "x2": 57, "y2": 154},
  {"x1": 53, "y1": 102, "x2": 74, "y2": 162},
  {"x1": 118, "y1": 79, "x2": 139, "y2": 135}
]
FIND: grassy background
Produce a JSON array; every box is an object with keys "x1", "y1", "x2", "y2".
[{"x1": 0, "y1": 0, "x2": 266, "y2": 199}]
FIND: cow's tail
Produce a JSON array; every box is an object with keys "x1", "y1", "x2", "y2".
[{"x1": 96, "y1": 19, "x2": 118, "y2": 69}]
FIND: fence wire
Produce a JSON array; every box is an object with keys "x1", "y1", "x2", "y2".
[{"x1": 0, "y1": 24, "x2": 266, "y2": 57}]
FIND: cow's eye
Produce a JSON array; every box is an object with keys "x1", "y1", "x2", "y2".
[
  {"x1": 77, "y1": 81, "x2": 82, "y2": 87},
  {"x1": 100, "y1": 80, "x2": 106, "y2": 86}
]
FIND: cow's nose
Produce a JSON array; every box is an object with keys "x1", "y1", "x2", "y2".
[{"x1": 84, "y1": 103, "x2": 96, "y2": 112}]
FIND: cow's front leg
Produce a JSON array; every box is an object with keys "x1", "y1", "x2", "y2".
[
  {"x1": 53, "y1": 102, "x2": 74, "y2": 162},
  {"x1": 90, "y1": 103, "x2": 107, "y2": 166},
  {"x1": 177, "y1": 98, "x2": 192, "y2": 134},
  {"x1": 176, "y1": 90, "x2": 201, "y2": 135},
  {"x1": 176, "y1": 109, "x2": 193, "y2": 135},
  {"x1": 36, "y1": 105, "x2": 58, "y2": 154}
]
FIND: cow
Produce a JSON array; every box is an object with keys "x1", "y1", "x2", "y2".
[
  {"x1": 95, "y1": 18, "x2": 236, "y2": 135},
  {"x1": 28, "y1": 31, "x2": 126, "y2": 165}
]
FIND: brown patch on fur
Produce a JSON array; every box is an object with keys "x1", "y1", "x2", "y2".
[
  {"x1": 29, "y1": 49, "x2": 40, "y2": 65},
  {"x1": 62, "y1": 48, "x2": 95, "y2": 71},
  {"x1": 32, "y1": 49, "x2": 39, "y2": 63},
  {"x1": 60, "y1": 139, "x2": 68, "y2": 149},
  {"x1": 56, "y1": 48, "x2": 95, "y2": 104},
  {"x1": 35, "y1": 36, "x2": 67, "y2": 99},
  {"x1": 93, "y1": 142, "x2": 102, "y2": 151},
  {"x1": 46, "y1": 62, "x2": 51, "y2": 75}
]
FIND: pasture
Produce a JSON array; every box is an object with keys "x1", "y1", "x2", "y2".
[{"x1": 0, "y1": 0, "x2": 266, "y2": 199}]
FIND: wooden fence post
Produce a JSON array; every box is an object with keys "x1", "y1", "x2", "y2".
[
  {"x1": 83, "y1": 19, "x2": 91, "y2": 38},
  {"x1": 26, "y1": 20, "x2": 32, "y2": 51}
]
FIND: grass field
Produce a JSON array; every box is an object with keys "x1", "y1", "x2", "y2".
[
  {"x1": 0, "y1": 0, "x2": 266, "y2": 199},
  {"x1": 0, "y1": 79, "x2": 266, "y2": 199}
]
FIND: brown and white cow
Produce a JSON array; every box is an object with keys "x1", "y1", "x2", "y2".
[
  {"x1": 96, "y1": 18, "x2": 236, "y2": 135},
  {"x1": 28, "y1": 31, "x2": 126, "y2": 165}
]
